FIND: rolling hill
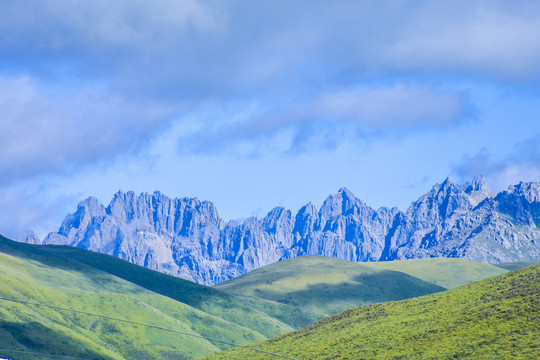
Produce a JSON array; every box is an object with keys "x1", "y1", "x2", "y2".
[
  {"x1": 495, "y1": 260, "x2": 539, "y2": 271},
  {"x1": 207, "y1": 264, "x2": 540, "y2": 359},
  {"x1": 215, "y1": 255, "x2": 509, "y2": 315},
  {"x1": 0, "y1": 235, "x2": 314, "y2": 359},
  {"x1": 1, "y1": 234, "x2": 534, "y2": 359}
]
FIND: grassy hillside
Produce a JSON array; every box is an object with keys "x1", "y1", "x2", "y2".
[
  {"x1": 28, "y1": 241, "x2": 318, "y2": 330},
  {"x1": 0, "y1": 235, "x2": 308, "y2": 359},
  {"x1": 1, "y1": 234, "x2": 527, "y2": 359},
  {"x1": 365, "y1": 257, "x2": 510, "y2": 289},
  {"x1": 495, "y1": 260, "x2": 539, "y2": 271},
  {"x1": 0, "y1": 248, "x2": 222, "y2": 359},
  {"x1": 208, "y1": 264, "x2": 540, "y2": 360},
  {"x1": 215, "y1": 255, "x2": 507, "y2": 315}
]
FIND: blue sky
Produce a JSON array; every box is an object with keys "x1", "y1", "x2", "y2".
[{"x1": 1, "y1": 0, "x2": 539, "y2": 239}]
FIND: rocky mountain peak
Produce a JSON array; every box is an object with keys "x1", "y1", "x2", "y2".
[
  {"x1": 437, "y1": 177, "x2": 460, "y2": 195},
  {"x1": 440, "y1": 176, "x2": 452, "y2": 187},
  {"x1": 299, "y1": 201, "x2": 317, "y2": 216},
  {"x1": 80, "y1": 196, "x2": 106, "y2": 216},
  {"x1": 22, "y1": 230, "x2": 42, "y2": 245},
  {"x1": 293, "y1": 202, "x2": 320, "y2": 235},
  {"x1": 464, "y1": 175, "x2": 491, "y2": 206},
  {"x1": 470, "y1": 175, "x2": 488, "y2": 192},
  {"x1": 257, "y1": 208, "x2": 294, "y2": 249},
  {"x1": 320, "y1": 187, "x2": 363, "y2": 218},
  {"x1": 35, "y1": 177, "x2": 540, "y2": 285},
  {"x1": 262, "y1": 207, "x2": 292, "y2": 231},
  {"x1": 406, "y1": 177, "x2": 477, "y2": 229},
  {"x1": 508, "y1": 182, "x2": 540, "y2": 203},
  {"x1": 338, "y1": 187, "x2": 354, "y2": 197},
  {"x1": 494, "y1": 181, "x2": 539, "y2": 227},
  {"x1": 107, "y1": 191, "x2": 135, "y2": 221}
]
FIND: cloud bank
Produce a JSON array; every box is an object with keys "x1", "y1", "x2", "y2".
[
  {"x1": 0, "y1": 75, "x2": 174, "y2": 184},
  {"x1": 3, "y1": 1, "x2": 540, "y2": 87},
  {"x1": 174, "y1": 84, "x2": 474, "y2": 155},
  {"x1": 1, "y1": 0, "x2": 539, "y2": 182}
]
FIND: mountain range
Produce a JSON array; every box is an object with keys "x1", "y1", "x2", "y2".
[{"x1": 27, "y1": 176, "x2": 540, "y2": 285}]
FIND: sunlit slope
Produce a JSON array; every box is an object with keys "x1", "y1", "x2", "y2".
[
  {"x1": 0, "y1": 251, "x2": 223, "y2": 360},
  {"x1": 0, "y1": 235, "x2": 299, "y2": 359},
  {"x1": 215, "y1": 256, "x2": 507, "y2": 315},
  {"x1": 208, "y1": 264, "x2": 540, "y2": 360},
  {"x1": 27, "y1": 240, "x2": 317, "y2": 331}
]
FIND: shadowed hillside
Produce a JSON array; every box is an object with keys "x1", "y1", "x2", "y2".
[
  {"x1": 216, "y1": 255, "x2": 508, "y2": 315},
  {"x1": 208, "y1": 264, "x2": 540, "y2": 359},
  {"x1": 0, "y1": 235, "x2": 310, "y2": 359}
]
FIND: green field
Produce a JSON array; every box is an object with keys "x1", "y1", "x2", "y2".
[
  {"x1": 1, "y1": 234, "x2": 535, "y2": 360},
  {"x1": 495, "y1": 260, "x2": 539, "y2": 271},
  {"x1": 215, "y1": 255, "x2": 508, "y2": 315},
  {"x1": 0, "y1": 235, "x2": 309, "y2": 359},
  {"x1": 208, "y1": 264, "x2": 540, "y2": 360},
  {"x1": 23, "y1": 239, "x2": 319, "y2": 331}
]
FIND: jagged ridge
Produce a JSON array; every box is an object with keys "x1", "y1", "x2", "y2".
[{"x1": 37, "y1": 176, "x2": 540, "y2": 285}]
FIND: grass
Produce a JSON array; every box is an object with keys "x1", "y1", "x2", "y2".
[
  {"x1": 0, "y1": 235, "x2": 307, "y2": 359},
  {"x1": 30, "y1": 242, "x2": 308, "y2": 335},
  {"x1": 495, "y1": 260, "x2": 539, "y2": 271},
  {"x1": 364, "y1": 257, "x2": 511, "y2": 289},
  {"x1": 207, "y1": 264, "x2": 540, "y2": 360},
  {"x1": 0, "y1": 250, "x2": 219, "y2": 359},
  {"x1": 1, "y1": 234, "x2": 533, "y2": 359},
  {"x1": 215, "y1": 255, "x2": 508, "y2": 316}
]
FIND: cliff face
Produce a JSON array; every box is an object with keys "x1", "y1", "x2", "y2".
[{"x1": 41, "y1": 177, "x2": 540, "y2": 285}]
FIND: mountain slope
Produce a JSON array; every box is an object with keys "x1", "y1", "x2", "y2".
[
  {"x1": 207, "y1": 264, "x2": 540, "y2": 360},
  {"x1": 34, "y1": 177, "x2": 540, "y2": 285},
  {"x1": 21, "y1": 240, "x2": 317, "y2": 331},
  {"x1": 0, "y1": 235, "x2": 312, "y2": 359},
  {"x1": 495, "y1": 260, "x2": 539, "y2": 271},
  {"x1": 364, "y1": 257, "x2": 510, "y2": 289},
  {"x1": 215, "y1": 256, "x2": 508, "y2": 315}
]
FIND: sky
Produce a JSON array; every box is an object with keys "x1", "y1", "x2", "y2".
[{"x1": 1, "y1": 0, "x2": 540, "y2": 239}]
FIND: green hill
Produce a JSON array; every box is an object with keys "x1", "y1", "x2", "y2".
[
  {"x1": 207, "y1": 264, "x2": 540, "y2": 360},
  {"x1": 0, "y1": 235, "x2": 312, "y2": 359},
  {"x1": 1, "y1": 234, "x2": 530, "y2": 360},
  {"x1": 17, "y1": 239, "x2": 319, "y2": 330},
  {"x1": 215, "y1": 255, "x2": 508, "y2": 316},
  {"x1": 495, "y1": 260, "x2": 539, "y2": 271},
  {"x1": 364, "y1": 257, "x2": 512, "y2": 289}
]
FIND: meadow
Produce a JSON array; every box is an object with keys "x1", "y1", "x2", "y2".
[{"x1": 208, "y1": 264, "x2": 540, "y2": 359}]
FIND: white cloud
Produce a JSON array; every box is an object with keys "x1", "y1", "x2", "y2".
[
  {"x1": 0, "y1": 75, "x2": 175, "y2": 184},
  {"x1": 0, "y1": 0, "x2": 538, "y2": 181},
  {"x1": 0, "y1": 0, "x2": 219, "y2": 51},
  {"x1": 314, "y1": 84, "x2": 469, "y2": 127},
  {"x1": 0, "y1": 178, "x2": 77, "y2": 240},
  {"x1": 384, "y1": 1, "x2": 540, "y2": 81},
  {"x1": 2, "y1": 1, "x2": 540, "y2": 93},
  {"x1": 174, "y1": 83, "x2": 473, "y2": 155},
  {"x1": 453, "y1": 135, "x2": 540, "y2": 192}
]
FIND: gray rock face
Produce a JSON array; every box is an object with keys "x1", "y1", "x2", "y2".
[{"x1": 39, "y1": 176, "x2": 540, "y2": 285}]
